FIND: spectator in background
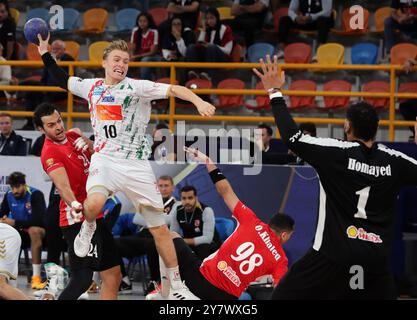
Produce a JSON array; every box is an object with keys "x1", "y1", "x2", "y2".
[
  {"x1": 115, "y1": 175, "x2": 178, "y2": 294},
  {"x1": 0, "y1": 172, "x2": 47, "y2": 290},
  {"x1": 258, "y1": 123, "x2": 273, "y2": 153},
  {"x1": 22, "y1": 40, "x2": 75, "y2": 130},
  {"x1": 399, "y1": 56, "x2": 417, "y2": 141},
  {"x1": 0, "y1": 1, "x2": 16, "y2": 60},
  {"x1": 186, "y1": 7, "x2": 234, "y2": 81},
  {"x1": 384, "y1": 0, "x2": 417, "y2": 56},
  {"x1": 162, "y1": 17, "x2": 196, "y2": 62},
  {"x1": 0, "y1": 43, "x2": 12, "y2": 98},
  {"x1": 150, "y1": 122, "x2": 176, "y2": 162},
  {"x1": 299, "y1": 122, "x2": 317, "y2": 137},
  {"x1": 170, "y1": 186, "x2": 220, "y2": 260},
  {"x1": 0, "y1": 113, "x2": 26, "y2": 156},
  {"x1": 227, "y1": 0, "x2": 269, "y2": 47},
  {"x1": 166, "y1": 0, "x2": 201, "y2": 31},
  {"x1": 276, "y1": 0, "x2": 334, "y2": 58},
  {"x1": 130, "y1": 12, "x2": 161, "y2": 80}
]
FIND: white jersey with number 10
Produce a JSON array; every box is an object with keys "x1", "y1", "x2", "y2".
[{"x1": 68, "y1": 76, "x2": 170, "y2": 160}]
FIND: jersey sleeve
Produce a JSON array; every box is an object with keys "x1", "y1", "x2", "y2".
[
  {"x1": 232, "y1": 201, "x2": 258, "y2": 224},
  {"x1": 41, "y1": 148, "x2": 65, "y2": 174},
  {"x1": 271, "y1": 256, "x2": 288, "y2": 286},
  {"x1": 134, "y1": 80, "x2": 170, "y2": 100},
  {"x1": 67, "y1": 77, "x2": 97, "y2": 100},
  {"x1": 397, "y1": 150, "x2": 417, "y2": 185}
]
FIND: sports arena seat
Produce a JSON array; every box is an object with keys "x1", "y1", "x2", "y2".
[
  {"x1": 64, "y1": 41, "x2": 80, "y2": 60},
  {"x1": 374, "y1": 7, "x2": 392, "y2": 33},
  {"x1": 247, "y1": 42, "x2": 275, "y2": 62},
  {"x1": 26, "y1": 8, "x2": 49, "y2": 22},
  {"x1": 390, "y1": 43, "x2": 417, "y2": 65},
  {"x1": 316, "y1": 43, "x2": 345, "y2": 64},
  {"x1": 398, "y1": 82, "x2": 417, "y2": 103},
  {"x1": 218, "y1": 6, "x2": 234, "y2": 21},
  {"x1": 351, "y1": 43, "x2": 378, "y2": 65},
  {"x1": 284, "y1": 42, "x2": 312, "y2": 64},
  {"x1": 26, "y1": 43, "x2": 42, "y2": 60},
  {"x1": 230, "y1": 42, "x2": 242, "y2": 62},
  {"x1": 10, "y1": 8, "x2": 19, "y2": 25},
  {"x1": 216, "y1": 78, "x2": 245, "y2": 110},
  {"x1": 61, "y1": 8, "x2": 80, "y2": 31},
  {"x1": 89, "y1": 41, "x2": 110, "y2": 61},
  {"x1": 322, "y1": 80, "x2": 352, "y2": 109},
  {"x1": 78, "y1": 8, "x2": 108, "y2": 34},
  {"x1": 215, "y1": 217, "x2": 236, "y2": 242},
  {"x1": 116, "y1": 8, "x2": 141, "y2": 31},
  {"x1": 289, "y1": 80, "x2": 317, "y2": 109},
  {"x1": 340, "y1": 7, "x2": 369, "y2": 33},
  {"x1": 362, "y1": 81, "x2": 390, "y2": 109},
  {"x1": 245, "y1": 81, "x2": 270, "y2": 112},
  {"x1": 148, "y1": 7, "x2": 168, "y2": 27},
  {"x1": 271, "y1": 7, "x2": 289, "y2": 33}
]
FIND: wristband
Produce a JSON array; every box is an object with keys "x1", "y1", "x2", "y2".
[
  {"x1": 71, "y1": 200, "x2": 81, "y2": 208},
  {"x1": 209, "y1": 168, "x2": 226, "y2": 184},
  {"x1": 269, "y1": 91, "x2": 283, "y2": 99}
]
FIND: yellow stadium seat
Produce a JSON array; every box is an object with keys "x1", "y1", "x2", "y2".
[
  {"x1": 89, "y1": 41, "x2": 110, "y2": 61},
  {"x1": 10, "y1": 8, "x2": 19, "y2": 25},
  {"x1": 64, "y1": 41, "x2": 80, "y2": 60},
  {"x1": 79, "y1": 8, "x2": 108, "y2": 34},
  {"x1": 316, "y1": 43, "x2": 345, "y2": 65},
  {"x1": 218, "y1": 7, "x2": 234, "y2": 21}
]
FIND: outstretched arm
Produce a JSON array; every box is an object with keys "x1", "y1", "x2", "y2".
[
  {"x1": 37, "y1": 34, "x2": 70, "y2": 90},
  {"x1": 167, "y1": 85, "x2": 216, "y2": 117},
  {"x1": 184, "y1": 147, "x2": 239, "y2": 212}
]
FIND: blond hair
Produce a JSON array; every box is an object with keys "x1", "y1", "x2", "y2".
[{"x1": 103, "y1": 40, "x2": 129, "y2": 60}]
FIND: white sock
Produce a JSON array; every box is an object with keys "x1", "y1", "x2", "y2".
[
  {"x1": 167, "y1": 265, "x2": 183, "y2": 290},
  {"x1": 122, "y1": 276, "x2": 131, "y2": 285},
  {"x1": 33, "y1": 264, "x2": 41, "y2": 277},
  {"x1": 159, "y1": 256, "x2": 170, "y2": 298}
]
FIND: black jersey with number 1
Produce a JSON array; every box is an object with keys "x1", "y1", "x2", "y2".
[{"x1": 271, "y1": 96, "x2": 417, "y2": 271}]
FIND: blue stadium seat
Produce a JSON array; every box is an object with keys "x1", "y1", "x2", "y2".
[
  {"x1": 26, "y1": 8, "x2": 50, "y2": 23},
  {"x1": 116, "y1": 8, "x2": 141, "y2": 31},
  {"x1": 62, "y1": 8, "x2": 80, "y2": 31},
  {"x1": 351, "y1": 43, "x2": 378, "y2": 65},
  {"x1": 247, "y1": 43, "x2": 275, "y2": 63},
  {"x1": 215, "y1": 217, "x2": 236, "y2": 242}
]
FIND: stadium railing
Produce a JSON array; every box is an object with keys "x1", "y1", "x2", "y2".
[{"x1": 0, "y1": 60, "x2": 416, "y2": 142}]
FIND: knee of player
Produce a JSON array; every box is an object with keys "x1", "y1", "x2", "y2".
[{"x1": 27, "y1": 226, "x2": 43, "y2": 238}]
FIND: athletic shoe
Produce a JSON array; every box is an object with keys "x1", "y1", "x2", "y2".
[
  {"x1": 169, "y1": 282, "x2": 200, "y2": 300},
  {"x1": 188, "y1": 70, "x2": 199, "y2": 80},
  {"x1": 118, "y1": 279, "x2": 132, "y2": 295},
  {"x1": 87, "y1": 280, "x2": 100, "y2": 293},
  {"x1": 31, "y1": 275, "x2": 47, "y2": 290},
  {"x1": 145, "y1": 283, "x2": 163, "y2": 300},
  {"x1": 78, "y1": 292, "x2": 90, "y2": 300},
  {"x1": 74, "y1": 220, "x2": 96, "y2": 258},
  {"x1": 199, "y1": 72, "x2": 211, "y2": 82}
]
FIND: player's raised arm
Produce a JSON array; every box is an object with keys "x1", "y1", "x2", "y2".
[
  {"x1": 167, "y1": 85, "x2": 216, "y2": 117},
  {"x1": 184, "y1": 147, "x2": 239, "y2": 212},
  {"x1": 37, "y1": 33, "x2": 70, "y2": 91}
]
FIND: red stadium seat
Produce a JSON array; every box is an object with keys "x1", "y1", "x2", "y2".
[
  {"x1": 322, "y1": 80, "x2": 352, "y2": 109},
  {"x1": 216, "y1": 78, "x2": 245, "y2": 110},
  {"x1": 148, "y1": 8, "x2": 168, "y2": 27},
  {"x1": 246, "y1": 82, "x2": 270, "y2": 112},
  {"x1": 398, "y1": 82, "x2": 417, "y2": 103},
  {"x1": 284, "y1": 42, "x2": 312, "y2": 64},
  {"x1": 341, "y1": 7, "x2": 369, "y2": 33},
  {"x1": 362, "y1": 81, "x2": 390, "y2": 109},
  {"x1": 230, "y1": 43, "x2": 242, "y2": 62},
  {"x1": 151, "y1": 78, "x2": 179, "y2": 111},
  {"x1": 177, "y1": 78, "x2": 212, "y2": 109},
  {"x1": 272, "y1": 7, "x2": 289, "y2": 33},
  {"x1": 289, "y1": 80, "x2": 317, "y2": 109}
]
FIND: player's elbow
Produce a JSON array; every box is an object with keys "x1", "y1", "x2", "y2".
[{"x1": 0, "y1": 277, "x2": 9, "y2": 299}]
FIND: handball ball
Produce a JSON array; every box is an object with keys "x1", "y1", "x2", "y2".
[{"x1": 24, "y1": 18, "x2": 49, "y2": 45}]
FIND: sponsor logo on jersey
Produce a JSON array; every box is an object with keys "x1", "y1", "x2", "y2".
[
  {"x1": 346, "y1": 225, "x2": 383, "y2": 243},
  {"x1": 46, "y1": 158, "x2": 54, "y2": 167},
  {"x1": 101, "y1": 96, "x2": 115, "y2": 103},
  {"x1": 347, "y1": 158, "x2": 392, "y2": 177},
  {"x1": 96, "y1": 105, "x2": 123, "y2": 121},
  {"x1": 217, "y1": 261, "x2": 241, "y2": 287},
  {"x1": 92, "y1": 87, "x2": 105, "y2": 96}
]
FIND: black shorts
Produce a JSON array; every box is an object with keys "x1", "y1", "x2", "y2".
[
  {"x1": 271, "y1": 248, "x2": 397, "y2": 300},
  {"x1": 173, "y1": 238, "x2": 236, "y2": 300},
  {"x1": 61, "y1": 219, "x2": 120, "y2": 272}
]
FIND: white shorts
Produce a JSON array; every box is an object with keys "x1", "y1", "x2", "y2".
[
  {"x1": 86, "y1": 152, "x2": 164, "y2": 212},
  {"x1": 0, "y1": 224, "x2": 21, "y2": 287}
]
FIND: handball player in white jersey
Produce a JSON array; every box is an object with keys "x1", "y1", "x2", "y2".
[{"x1": 37, "y1": 35, "x2": 215, "y2": 299}]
